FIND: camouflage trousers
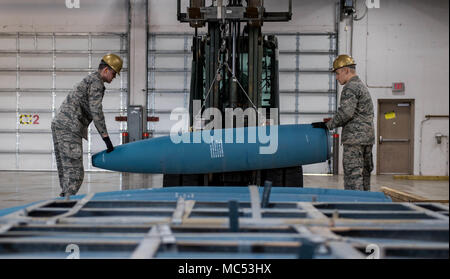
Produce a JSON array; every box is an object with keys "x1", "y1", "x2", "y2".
[
  {"x1": 343, "y1": 144, "x2": 374, "y2": 191},
  {"x1": 51, "y1": 122, "x2": 84, "y2": 196}
]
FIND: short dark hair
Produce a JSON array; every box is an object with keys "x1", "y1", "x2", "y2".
[{"x1": 98, "y1": 60, "x2": 112, "y2": 71}]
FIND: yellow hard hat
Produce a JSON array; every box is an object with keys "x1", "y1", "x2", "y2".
[
  {"x1": 332, "y1": 54, "x2": 356, "y2": 72},
  {"x1": 102, "y1": 53, "x2": 123, "y2": 75}
]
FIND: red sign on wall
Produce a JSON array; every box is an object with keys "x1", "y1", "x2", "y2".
[{"x1": 392, "y1": 82, "x2": 405, "y2": 93}]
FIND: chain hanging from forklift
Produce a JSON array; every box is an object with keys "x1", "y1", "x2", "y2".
[{"x1": 195, "y1": 21, "x2": 266, "y2": 128}]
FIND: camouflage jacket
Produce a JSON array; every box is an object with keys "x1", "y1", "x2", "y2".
[
  {"x1": 326, "y1": 75, "x2": 375, "y2": 145},
  {"x1": 52, "y1": 72, "x2": 108, "y2": 140}
]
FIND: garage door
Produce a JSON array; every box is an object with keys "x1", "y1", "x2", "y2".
[{"x1": 0, "y1": 32, "x2": 128, "y2": 171}]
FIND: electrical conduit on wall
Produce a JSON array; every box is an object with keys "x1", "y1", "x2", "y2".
[{"x1": 419, "y1": 115, "x2": 449, "y2": 176}]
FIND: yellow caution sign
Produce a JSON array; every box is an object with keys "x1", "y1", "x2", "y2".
[
  {"x1": 19, "y1": 114, "x2": 33, "y2": 125},
  {"x1": 384, "y1": 111, "x2": 396, "y2": 120}
]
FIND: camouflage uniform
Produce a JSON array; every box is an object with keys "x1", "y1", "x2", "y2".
[
  {"x1": 326, "y1": 75, "x2": 375, "y2": 191},
  {"x1": 51, "y1": 72, "x2": 108, "y2": 196}
]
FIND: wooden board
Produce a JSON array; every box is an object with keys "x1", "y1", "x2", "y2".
[{"x1": 380, "y1": 187, "x2": 449, "y2": 203}]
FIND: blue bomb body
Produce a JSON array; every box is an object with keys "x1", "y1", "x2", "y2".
[{"x1": 92, "y1": 124, "x2": 330, "y2": 174}]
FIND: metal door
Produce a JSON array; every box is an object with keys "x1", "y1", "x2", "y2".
[{"x1": 377, "y1": 99, "x2": 414, "y2": 174}]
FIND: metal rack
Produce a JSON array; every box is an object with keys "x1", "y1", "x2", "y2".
[{"x1": 0, "y1": 186, "x2": 447, "y2": 259}]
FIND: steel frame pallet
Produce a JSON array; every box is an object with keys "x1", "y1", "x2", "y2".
[{"x1": 0, "y1": 186, "x2": 448, "y2": 259}]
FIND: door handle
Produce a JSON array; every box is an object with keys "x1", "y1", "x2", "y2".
[{"x1": 379, "y1": 136, "x2": 409, "y2": 143}]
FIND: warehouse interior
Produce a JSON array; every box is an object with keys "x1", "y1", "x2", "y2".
[{"x1": 0, "y1": 0, "x2": 448, "y2": 259}]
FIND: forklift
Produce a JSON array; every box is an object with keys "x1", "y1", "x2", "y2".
[{"x1": 164, "y1": 0, "x2": 303, "y2": 187}]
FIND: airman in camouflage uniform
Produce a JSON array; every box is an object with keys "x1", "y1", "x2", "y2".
[
  {"x1": 51, "y1": 54, "x2": 122, "y2": 197},
  {"x1": 312, "y1": 55, "x2": 374, "y2": 191}
]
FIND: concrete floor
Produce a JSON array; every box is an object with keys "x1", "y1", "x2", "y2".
[{"x1": 0, "y1": 171, "x2": 448, "y2": 210}]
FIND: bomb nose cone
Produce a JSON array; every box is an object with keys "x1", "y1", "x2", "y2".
[{"x1": 92, "y1": 150, "x2": 107, "y2": 168}]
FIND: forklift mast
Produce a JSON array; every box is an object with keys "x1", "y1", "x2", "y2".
[
  {"x1": 165, "y1": 0, "x2": 303, "y2": 187},
  {"x1": 179, "y1": 0, "x2": 291, "y2": 127}
]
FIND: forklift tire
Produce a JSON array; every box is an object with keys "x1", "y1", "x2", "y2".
[
  {"x1": 283, "y1": 166, "x2": 303, "y2": 187},
  {"x1": 163, "y1": 174, "x2": 181, "y2": 187}
]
